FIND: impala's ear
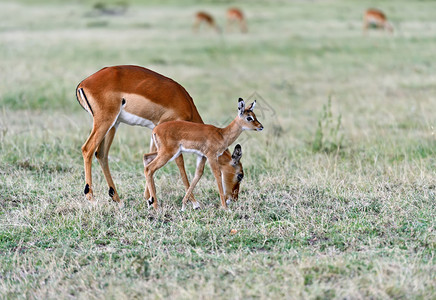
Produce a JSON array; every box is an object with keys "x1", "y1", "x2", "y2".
[
  {"x1": 231, "y1": 144, "x2": 242, "y2": 165},
  {"x1": 238, "y1": 98, "x2": 245, "y2": 116},
  {"x1": 143, "y1": 152, "x2": 157, "y2": 167},
  {"x1": 247, "y1": 100, "x2": 256, "y2": 111}
]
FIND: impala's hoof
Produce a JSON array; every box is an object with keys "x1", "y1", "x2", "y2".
[
  {"x1": 89, "y1": 200, "x2": 98, "y2": 207},
  {"x1": 84, "y1": 185, "x2": 96, "y2": 202},
  {"x1": 222, "y1": 206, "x2": 232, "y2": 212},
  {"x1": 192, "y1": 201, "x2": 201, "y2": 210},
  {"x1": 85, "y1": 194, "x2": 97, "y2": 205}
]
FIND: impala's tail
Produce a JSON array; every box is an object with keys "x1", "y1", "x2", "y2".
[{"x1": 76, "y1": 85, "x2": 94, "y2": 116}]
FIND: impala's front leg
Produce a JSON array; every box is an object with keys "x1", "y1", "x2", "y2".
[
  {"x1": 181, "y1": 156, "x2": 206, "y2": 211},
  {"x1": 175, "y1": 154, "x2": 200, "y2": 206},
  {"x1": 208, "y1": 156, "x2": 227, "y2": 209}
]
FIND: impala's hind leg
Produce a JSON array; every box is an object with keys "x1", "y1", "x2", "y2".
[
  {"x1": 95, "y1": 125, "x2": 123, "y2": 207},
  {"x1": 143, "y1": 151, "x2": 157, "y2": 202},
  {"x1": 144, "y1": 136, "x2": 157, "y2": 201},
  {"x1": 144, "y1": 151, "x2": 175, "y2": 209},
  {"x1": 82, "y1": 119, "x2": 117, "y2": 203}
]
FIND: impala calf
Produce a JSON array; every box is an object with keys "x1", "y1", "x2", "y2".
[
  {"x1": 76, "y1": 65, "x2": 242, "y2": 208},
  {"x1": 143, "y1": 98, "x2": 263, "y2": 210},
  {"x1": 227, "y1": 8, "x2": 247, "y2": 33},
  {"x1": 363, "y1": 9, "x2": 393, "y2": 34}
]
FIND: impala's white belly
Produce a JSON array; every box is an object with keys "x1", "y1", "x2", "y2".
[
  {"x1": 118, "y1": 110, "x2": 155, "y2": 129},
  {"x1": 168, "y1": 146, "x2": 205, "y2": 162},
  {"x1": 180, "y1": 146, "x2": 205, "y2": 157}
]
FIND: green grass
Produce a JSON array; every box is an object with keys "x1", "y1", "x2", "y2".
[{"x1": 1, "y1": 0, "x2": 435, "y2": 299}]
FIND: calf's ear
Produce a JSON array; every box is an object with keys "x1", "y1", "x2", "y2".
[
  {"x1": 247, "y1": 100, "x2": 256, "y2": 111},
  {"x1": 238, "y1": 98, "x2": 245, "y2": 116},
  {"x1": 231, "y1": 144, "x2": 242, "y2": 165}
]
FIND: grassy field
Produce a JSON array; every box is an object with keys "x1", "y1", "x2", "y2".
[{"x1": 0, "y1": 0, "x2": 435, "y2": 298}]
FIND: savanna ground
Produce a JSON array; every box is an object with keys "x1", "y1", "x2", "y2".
[{"x1": 0, "y1": 0, "x2": 435, "y2": 298}]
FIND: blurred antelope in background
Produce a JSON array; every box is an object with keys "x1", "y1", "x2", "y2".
[
  {"x1": 143, "y1": 98, "x2": 263, "y2": 210},
  {"x1": 193, "y1": 11, "x2": 221, "y2": 33},
  {"x1": 76, "y1": 65, "x2": 243, "y2": 208},
  {"x1": 363, "y1": 8, "x2": 393, "y2": 34},
  {"x1": 227, "y1": 8, "x2": 247, "y2": 33}
]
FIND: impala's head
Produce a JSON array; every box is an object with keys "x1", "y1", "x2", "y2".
[
  {"x1": 219, "y1": 144, "x2": 244, "y2": 204},
  {"x1": 237, "y1": 98, "x2": 264, "y2": 131},
  {"x1": 385, "y1": 22, "x2": 394, "y2": 33}
]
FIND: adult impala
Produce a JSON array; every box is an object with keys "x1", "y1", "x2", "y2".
[
  {"x1": 193, "y1": 11, "x2": 221, "y2": 33},
  {"x1": 143, "y1": 98, "x2": 263, "y2": 210},
  {"x1": 363, "y1": 8, "x2": 393, "y2": 34},
  {"x1": 76, "y1": 65, "x2": 242, "y2": 207},
  {"x1": 227, "y1": 8, "x2": 247, "y2": 33}
]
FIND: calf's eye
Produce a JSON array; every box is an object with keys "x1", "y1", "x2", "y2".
[{"x1": 246, "y1": 116, "x2": 253, "y2": 122}]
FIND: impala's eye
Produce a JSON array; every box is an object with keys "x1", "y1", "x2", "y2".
[
  {"x1": 237, "y1": 173, "x2": 244, "y2": 182},
  {"x1": 246, "y1": 116, "x2": 253, "y2": 122}
]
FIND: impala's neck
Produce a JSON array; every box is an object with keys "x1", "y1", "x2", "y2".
[{"x1": 221, "y1": 118, "x2": 243, "y2": 148}]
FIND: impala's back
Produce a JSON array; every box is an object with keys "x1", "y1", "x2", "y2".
[{"x1": 76, "y1": 65, "x2": 203, "y2": 127}]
